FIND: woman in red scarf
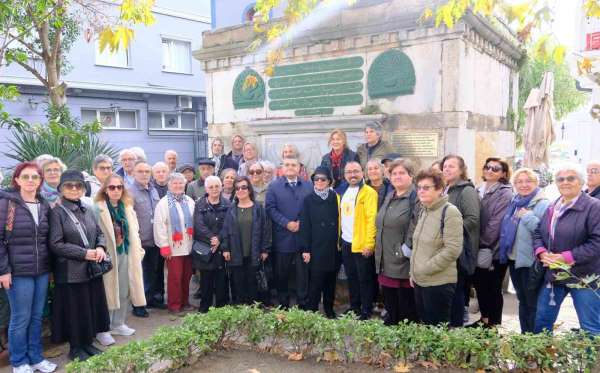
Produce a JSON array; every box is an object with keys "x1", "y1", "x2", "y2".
[{"x1": 320, "y1": 129, "x2": 359, "y2": 188}]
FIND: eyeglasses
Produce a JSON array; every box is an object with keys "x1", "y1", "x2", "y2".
[
  {"x1": 248, "y1": 170, "x2": 263, "y2": 175},
  {"x1": 107, "y1": 185, "x2": 124, "y2": 191},
  {"x1": 417, "y1": 184, "x2": 435, "y2": 191},
  {"x1": 235, "y1": 185, "x2": 249, "y2": 191},
  {"x1": 587, "y1": 168, "x2": 600, "y2": 175},
  {"x1": 97, "y1": 166, "x2": 112, "y2": 171},
  {"x1": 556, "y1": 176, "x2": 578, "y2": 184},
  {"x1": 313, "y1": 176, "x2": 329, "y2": 182},
  {"x1": 19, "y1": 174, "x2": 40, "y2": 181},
  {"x1": 345, "y1": 169, "x2": 362, "y2": 175},
  {"x1": 62, "y1": 182, "x2": 83, "y2": 190},
  {"x1": 484, "y1": 165, "x2": 503, "y2": 173},
  {"x1": 44, "y1": 168, "x2": 61, "y2": 174}
]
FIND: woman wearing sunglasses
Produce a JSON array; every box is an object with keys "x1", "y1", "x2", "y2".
[
  {"x1": 533, "y1": 164, "x2": 600, "y2": 336},
  {"x1": 469, "y1": 158, "x2": 513, "y2": 328},
  {"x1": 248, "y1": 162, "x2": 268, "y2": 205},
  {"x1": 221, "y1": 176, "x2": 271, "y2": 304},
  {"x1": 49, "y1": 170, "x2": 110, "y2": 362},
  {"x1": 0, "y1": 162, "x2": 57, "y2": 373},
  {"x1": 94, "y1": 175, "x2": 146, "y2": 346}
]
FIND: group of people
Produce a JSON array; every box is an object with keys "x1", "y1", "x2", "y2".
[{"x1": 2, "y1": 119, "x2": 600, "y2": 373}]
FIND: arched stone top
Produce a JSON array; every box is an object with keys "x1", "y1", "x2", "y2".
[
  {"x1": 367, "y1": 49, "x2": 416, "y2": 99},
  {"x1": 232, "y1": 68, "x2": 265, "y2": 109}
]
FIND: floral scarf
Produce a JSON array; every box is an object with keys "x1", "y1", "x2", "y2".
[
  {"x1": 167, "y1": 191, "x2": 193, "y2": 243},
  {"x1": 40, "y1": 182, "x2": 60, "y2": 204},
  {"x1": 107, "y1": 201, "x2": 129, "y2": 255},
  {"x1": 314, "y1": 186, "x2": 330, "y2": 200}
]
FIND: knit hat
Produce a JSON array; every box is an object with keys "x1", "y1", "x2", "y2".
[
  {"x1": 177, "y1": 164, "x2": 195, "y2": 173},
  {"x1": 197, "y1": 158, "x2": 216, "y2": 167},
  {"x1": 58, "y1": 169, "x2": 85, "y2": 190},
  {"x1": 311, "y1": 166, "x2": 333, "y2": 183}
]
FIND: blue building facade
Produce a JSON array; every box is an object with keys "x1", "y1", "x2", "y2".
[
  {"x1": 0, "y1": 0, "x2": 212, "y2": 169},
  {"x1": 210, "y1": 0, "x2": 283, "y2": 29}
]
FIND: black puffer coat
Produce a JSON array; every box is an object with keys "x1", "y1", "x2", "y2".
[
  {"x1": 193, "y1": 196, "x2": 230, "y2": 270},
  {"x1": 0, "y1": 189, "x2": 51, "y2": 277},
  {"x1": 221, "y1": 202, "x2": 271, "y2": 267},
  {"x1": 49, "y1": 198, "x2": 106, "y2": 284}
]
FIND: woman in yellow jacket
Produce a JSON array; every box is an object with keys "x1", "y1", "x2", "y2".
[{"x1": 93, "y1": 175, "x2": 146, "y2": 346}]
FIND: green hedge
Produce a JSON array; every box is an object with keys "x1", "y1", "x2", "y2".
[{"x1": 66, "y1": 305, "x2": 600, "y2": 372}]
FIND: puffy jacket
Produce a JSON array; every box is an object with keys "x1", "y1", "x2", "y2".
[
  {"x1": 221, "y1": 202, "x2": 271, "y2": 267},
  {"x1": 336, "y1": 181, "x2": 378, "y2": 253},
  {"x1": 410, "y1": 195, "x2": 464, "y2": 287},
  {"x1": 375, "y1": 187, "x2": 417, "y2": 279},
  {"x1": 265, "y1": 177, "x2": 313, "y2": 253},
  {"x1": 129, "y1": 181, "x2": 160, "y2": 247},
  {"x1": 446, "y1": 180, "x2": 480, "y2": 265},
  {"x1": 479, "y1": 183, "x2": 513, "y2": 257},
  {"x1": 356, "y1": 140, "x2": 393, "y2": 170},
  {"x1": 0, "y1": 189, "x2": 51, "y2": 277},
  {"x1": 508, "y1": 191, "x2": 549, "y2": 269},
  {"x1": 534, "y1": 192, "x2": 600, "y2": 285},
  {"x1": 193, "y1": 196, "x2": 230, "y2": 270},
  {"x1": 320, "y1": 148, "x2": 359, "y2": 188},
  {"x1": 49, "y1": 198, "x2": 106, "y2": 284}
]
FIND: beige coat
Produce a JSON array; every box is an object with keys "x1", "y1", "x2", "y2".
[
  {"x1": 96, "y1": 200, "x2": 146, "y2": 309},
  {"x1": 153, "y1": 195, "x2": 195, "y2": 257}
]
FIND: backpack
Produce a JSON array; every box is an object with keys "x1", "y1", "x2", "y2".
[{"x1": 440, "y1": 204, "x2": 476, "y2": 276}]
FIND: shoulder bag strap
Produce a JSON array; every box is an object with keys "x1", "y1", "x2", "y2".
[
  {"x1": 58, "y1": 204, "x2": 90, "y2": 248},
  {"x1": 3, "y1": 201, "x2": 16, "y2": 245}
]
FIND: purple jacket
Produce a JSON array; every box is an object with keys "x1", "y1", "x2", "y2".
[{"x1": 534, "y1": 192, "x2": 600, "y2": 284}]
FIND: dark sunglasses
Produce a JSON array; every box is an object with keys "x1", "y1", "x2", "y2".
[
  {"x1": 107, "y1": 185, "x2": 124, "y2": 191},
  {"x1": 248, "y1": 169, "x2": 263, "y2": 175},
  {"x1": 235, "y1": 185, "x2": 249, "y2": 191},
  {"x1": 556, "y1": 176, "x2": 578, "y2": 183},
  {"x1": 313, "y1": 176, "x2": 329, "y2": 182},
  {"x1": 63, "y1": 182, "x2": 83, "y2": 190},
  {"x1": 484, "y1": 165, "x2": 503, "y2": 173}
]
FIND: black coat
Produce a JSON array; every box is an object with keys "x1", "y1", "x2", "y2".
[
  {"x1": 193, "y1": 196, "x2": 230, "y2": 270},
  {"x1": 222, "y1": 202, "x2": 271, "y2": 267},
  {"x1": 223, "y1": 151, "x2": 242, "y2": 171},
  {"x1": 299, "y1": 192, "x2": 339, "y2": 272},
  {"x1": 369, "y1": 179, "x2": 393, "y2": 209},
  {"x1": 0, "y1": 189, "x2": 51, "y2": 277},
  {"x1": 320, "y1": 148, "x2": 359, "y2": 188},
  {"x1": 49, "y1": 198, "x2": 106, "y2": 284}
]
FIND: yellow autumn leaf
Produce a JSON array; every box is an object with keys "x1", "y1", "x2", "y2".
[
  {"x1": 243, "y1": 75, "x2": 258, "y2": 90},
  {"x1": 419, "y1": 7, "x2": 433, "y2": 23},
  {"x1": 585, "y1": 0, "x2": 600, "y2": 18},
  {"x1": 578, "y1": 58, "x2": 593, "y2": 75},
  {"x1": 112, "y1": 26, "x2": 135, "y2": 51},
  {"x1": 98, "y1": 28, "x2": 114, "y2": 53},
  {"x1": 393, "y1": 362, "x2": 412, "y2": 372},
  {"x1": 552, "y1": 45, "x2": 566, "y2": 65}
]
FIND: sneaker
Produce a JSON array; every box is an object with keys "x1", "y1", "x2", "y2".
[
  {"x1": 31, "y1": 360, "x2": 57, "y2": 373},
  {"x1": 96, "y1": 332, "x2": 115, "y2": 346},
  {"x1": 13, "y1": 365, "x2": 34, "y2": 373},
  {"x1": 111, "y1": 324, "x2": 135, "y2": 336}
]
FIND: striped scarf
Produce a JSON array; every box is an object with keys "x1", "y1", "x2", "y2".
[{"x1": 167, "y1": 191, "x2": 193, "y2": 243}]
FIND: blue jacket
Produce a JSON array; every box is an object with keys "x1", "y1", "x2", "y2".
[
  {"x1": 508, "y1": 191, "x2": 549, "y2": 269},
  {"x1": 265, "y1": 176, "x2": 313, "y2": 253}
]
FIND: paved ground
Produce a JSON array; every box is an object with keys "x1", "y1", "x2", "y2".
[{"x1": 0, "y1": 281, "x2": 582, "y2": 373}]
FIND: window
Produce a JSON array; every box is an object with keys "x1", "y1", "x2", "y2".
[
  {"x1": 81, "y1": 109, "x2": 138, "y2": 129},
  {"x1": 161, "y1": 38, "x2": 192, "y2": 74},
  {"x1": 148, "y1": 111, "x2": 196, "y2": 130},
  {"x1": 95, "y1": 41, "x2": 130, "y2": 68}
]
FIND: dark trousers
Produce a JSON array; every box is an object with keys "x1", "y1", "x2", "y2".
[
  {"x1": 382, "y1": 285, "x2": 418, "y2": 325},
  {"x1": 473, "y1": 261, "x2": 508, "y2": 325},
  {"x1": 450, "y1": 271, "x2": 466, "y2": 327},
  {"x1": 509, "y1": 261, "x2": 537, "y2": 333},
  {"x1": 308, "y1": 270, "x2": 336, "y2": 314},
  {"x1": 199, "y1": 269, "x2": 227, "y2": 313},
  {"x1": 230, "y1": 258, "x2": 258, "y2": 305},
  {"x1": 341, "y1": 240, "x2": 375, "y2": 316},
  {"x1": 142, "y1": 246, "x2": 164, "y2": 304},
  {"x1": 414, "y1": 283, "x2": 456, "y2": 325},
  {"x1": 275, "y1": 252, "x2": 308, "y2": 308}
]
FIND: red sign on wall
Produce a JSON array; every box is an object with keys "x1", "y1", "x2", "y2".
[{"x1": 586, "y1": 32, "x2": 600, "y2": 50}]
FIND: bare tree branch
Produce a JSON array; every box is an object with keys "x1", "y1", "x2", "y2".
[{"x1": 13, "y1": 58, "x2": 48, "y2": 87}]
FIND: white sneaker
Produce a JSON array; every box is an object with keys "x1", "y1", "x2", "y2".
[
  {"x1": 32, "y1": 360, "x2": 57, "y2": 373},
  {"x1": 111, "y1": 324, "x2": 135, "y2": 336},
  {"x1": 96, "y1": 331, "x2": 116, "y2": 346},
  {"x1": 13, "y1": 364, "x2": 34, "y2": 373}
]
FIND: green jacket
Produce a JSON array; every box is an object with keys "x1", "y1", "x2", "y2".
[
  {"x1": 356, "y1": 140, "x2": 393, "y2": 171},
  {"x1": 410, "y1": 195, "x2": 463, "y2": 287},
  {"x1": 446, "y1": 179, "x2": 480, "y2": 261}
]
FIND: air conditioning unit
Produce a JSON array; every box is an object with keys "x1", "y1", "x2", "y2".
[{"x1": 177, "y1": 96, "x2": 193, "y2": 110}]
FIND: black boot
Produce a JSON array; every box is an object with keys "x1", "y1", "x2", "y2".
[
  {"x1": 82, "y1": 344, "x2": 103, "y2": 356},
  {"x1": 69, "y1": 346, "x2": 90, "y2": 361}
]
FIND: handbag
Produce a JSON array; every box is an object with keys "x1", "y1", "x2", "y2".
[
  {"x1": 58, "y1": 204, "x2": 113, "y2": 279},
  {"x1": 192, "y1": 240, "x2": 213, "y2": 263},
  {"x1": 256, "y1": 261, "x2": 269, "y2": 293},
  {"x1": 527, "y1": 259, "x2": 547, "y2": 293}
]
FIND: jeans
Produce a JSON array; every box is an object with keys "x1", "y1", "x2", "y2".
[
  {"x1": 6, "y1": 273, "x2": 49, "y2": 367},
  {"x1": 472, "y1": 261, "x2": 508, "y2": 325},
  {"x1": 274, "y1": 252, "x2": 308, "y2": 308},
  {"x1": 414, "y1": 282, "x2": 456, "y2": 325},
  {"x1": 535, "y1": 282, "x2": 600, "y2": 336},
  {"x1": 509, "y1": 261, "x2": 537, "y2": 333},
  {"x1": 341, "y1": 241, "x2": 375, "y2": 316}
]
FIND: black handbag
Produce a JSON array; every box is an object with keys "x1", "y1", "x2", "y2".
[
  {"x1": 527, "y1": 259, "x2": 547, "y2": 293},
  {"x1": 192, "y1": 240, "x2": 213, "y2": 263},
  {"x1": 256, "y1": 262, "x2": 269, "y2": 292},
  {"x1": 58, "y1": 204, "x2": 113, "y2": 279}
]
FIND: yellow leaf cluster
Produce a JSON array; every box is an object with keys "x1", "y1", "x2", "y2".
[
  {"x1": 578, "y1": 58, "x2": 593, "y2": 75},
  {"x1": 393, "y1": 362, "x2": 412, "y2": 372},
  {"x1": 243, "y1": 75, "x2": 258, "y2": 91},
  {"x1": 98, "y1": 26, "x2": 135, "y2": 53},
  {"x1": 585, "y1": 0, "x2": 600, "y2": 18},
  {"x1": 120, "y1": 0, "x2": 155, "y2": 25}
]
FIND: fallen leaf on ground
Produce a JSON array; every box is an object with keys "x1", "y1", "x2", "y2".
[
  {"x1": 288, "y1": 352, "x2": 303, "y2": 361},
  {"x1": 323, "y1": 350, "x2": 341, "y2": 362},
  {"x1": 393, "y1": 362, "x2": 412, "y2": 372},
  {"x1": 417, "y1": 360, "x2": 439, "y2": 369}
]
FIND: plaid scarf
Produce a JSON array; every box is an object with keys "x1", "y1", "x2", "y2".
[{"x1": 167, "y1": 191, "x2": 193, "y2": 243}]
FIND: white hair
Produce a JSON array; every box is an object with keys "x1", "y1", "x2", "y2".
[
  {"x1": 164, "y1": 150, "x2": 177, "y2": 158},
  {"x1": 130, "y1": 147, "x2": 147, "y2": 162},
  {"x1": 260, "y1": 160, "x2": 275, "y2": 171},
  {"x1": 204, "y1": 175, "x2": 222, "y2": 187},
  {"x1": 152, "y1": 161, "x2": 169, "y2": 171},
  {"x1": 281, "y1": 143, "x2": 299, "y2": 158},
  {"x1": 554, "y1": 163, "x2": 586, "y2": 184},
  {"x1": 40, "y1": 157, "x2": 67, "y2": 172},
  {"x1": 168, "y1": 172, "x2": 187, "y2": 184},
  {"x1": 119, "y1": 149, "x2": 136, "y2": 161}
]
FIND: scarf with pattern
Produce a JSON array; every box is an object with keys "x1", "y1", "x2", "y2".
[
  {"x1": 167, "y1": 191, "x2": 193, "y2": 243},
  {"x1": 40, "y1": 182, "x2": 60, "y2": 204},
  {"x1": 107, "y1": 201, "x2": 129, "y2": 255}
]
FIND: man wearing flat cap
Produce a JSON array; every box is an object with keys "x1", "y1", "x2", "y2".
[
  {"x1": 186, "y1": 158, "x2": 215, "y2": 201},
  {"x1": 356, "y1": 120, "x2": 393, "y2": 171}
]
